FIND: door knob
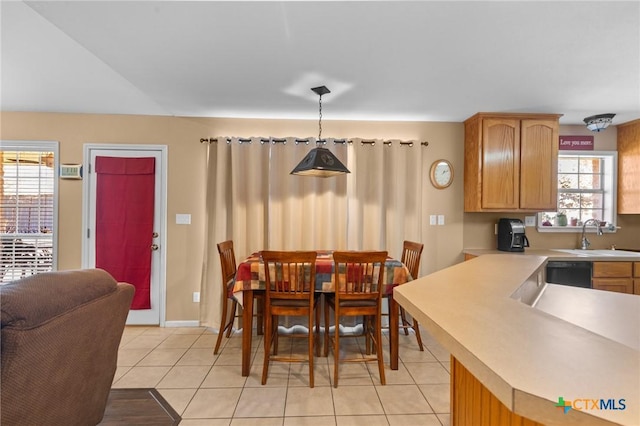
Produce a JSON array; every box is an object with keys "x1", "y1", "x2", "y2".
[
  {"x1": 151, "y1": 244, "x2": 159, "y2": 251},
  {"x1": 152, "y1": 232, "x2": 159, "y2": 238}
]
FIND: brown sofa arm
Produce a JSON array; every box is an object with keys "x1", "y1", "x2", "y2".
[{"x1": 1, "y1": 269, "x2": 135, "y2": 426}]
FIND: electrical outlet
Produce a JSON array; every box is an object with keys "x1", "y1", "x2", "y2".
[
  {"x1": 193, "y1": 292, "x2": 200, "y2": 303},
  {"x1": 525, "y1": 215, "x2": 536, "y2": 227}
]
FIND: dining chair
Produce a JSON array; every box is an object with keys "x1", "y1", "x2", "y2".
[
  {"x1": 398, "y1": 240, "x2": 424, "y2": 351},
  {"x1": 214, "y1": 240, "x2": 263, "y2": 355},
  {"x1": 260, "y1": 250, "x2": 318, "y2": 387},
  {"x1": 324, "y1": 250, "x2": 388, "y2": 387}
]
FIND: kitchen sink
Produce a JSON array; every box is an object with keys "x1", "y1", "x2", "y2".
[{"x1": 551, "y1": 249, "x2": 640, "y2": 257}]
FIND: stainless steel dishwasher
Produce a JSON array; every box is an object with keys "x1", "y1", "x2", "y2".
[{"x1": 545, "y1": 261, "x2": 592, "y2": 288}]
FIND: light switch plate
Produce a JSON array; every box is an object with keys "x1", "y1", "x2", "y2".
[
  {"x1": 429, "y1": 215, "x2": 437, "y2": 225},
  {"x1": 525, "y1": 215, "x2": 536, "y2": 227},
  {"x1": 437, "y1": 215, "x2": 445, "y2": 225},
  {"x1": 176, "y1": 214, "x2": 191, "y2": 225}
]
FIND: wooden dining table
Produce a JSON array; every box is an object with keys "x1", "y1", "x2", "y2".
[{"x1": 231, "y1": 250, "x2": 412, "y2": 376}]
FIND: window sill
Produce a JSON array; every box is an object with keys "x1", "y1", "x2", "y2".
[{"x1": 536, "y1": 225, "x2": 618, "y2": 233}]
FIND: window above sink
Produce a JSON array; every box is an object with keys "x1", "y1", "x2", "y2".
[{"x1": 537, "y1": 151, "x2": 617, "y2": 233}]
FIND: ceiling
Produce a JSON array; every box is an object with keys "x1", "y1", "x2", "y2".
[{"x1": 2, "y1": 1, "x2": 639, "y2": 125}]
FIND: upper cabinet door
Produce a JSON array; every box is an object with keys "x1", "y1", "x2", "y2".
[
  {"x1": 617, "y1": 119, "x2": 640, "y2": 214},
  {"x1": 464, "y1": 113, "x2": 562, "y2": 212},
  {"x1": 481, "y1": 118, "x2": 520, "y2": 209},
  {"x1": 519, "y1": 119, "x2": 558, "y2": 210}
]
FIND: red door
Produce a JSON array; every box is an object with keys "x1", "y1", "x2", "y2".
[{"x1": 95, "y1": 156, "x2": 155, "y2": 309}]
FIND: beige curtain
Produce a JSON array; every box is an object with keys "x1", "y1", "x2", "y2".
[{"x1": 200, "y1": 137, "x2": 424, "y2": 331}]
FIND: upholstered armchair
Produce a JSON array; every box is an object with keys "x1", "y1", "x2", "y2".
[{"x1": 1, "y1": 269, "x2": 134, "y2": 426}]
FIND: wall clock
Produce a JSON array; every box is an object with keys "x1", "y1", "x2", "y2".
[{"x1": 429, "y1": 159, "x2": 454, "y2": 189}]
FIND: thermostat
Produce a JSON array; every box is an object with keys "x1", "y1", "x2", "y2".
[{"x1": 60, "y1": 164, "x2": 82, "y2": 179}]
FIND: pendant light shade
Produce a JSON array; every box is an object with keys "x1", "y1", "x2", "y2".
[
  {"x1": 583, "y1": 113, "x2": 615, "y2": 132},
  {"x1": 291, "y1": 86, "x2": 350, "y2": 177}
]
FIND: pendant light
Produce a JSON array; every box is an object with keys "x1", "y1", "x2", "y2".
[{"x1": 290, "y1": 86, "x2": 350, "y2": 177}]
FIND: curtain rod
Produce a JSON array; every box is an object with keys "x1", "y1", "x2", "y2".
[{"x1": 200, "y1": 137, "x2": 429, "y2": 147}]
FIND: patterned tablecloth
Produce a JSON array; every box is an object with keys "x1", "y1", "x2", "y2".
[{"x1": 232, "y1": 250, "x2": 412, "y2": 298}]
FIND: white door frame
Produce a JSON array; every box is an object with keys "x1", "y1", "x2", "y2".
[{"x1": 81, "y1": 143, "x2": 168, "y2": 326}]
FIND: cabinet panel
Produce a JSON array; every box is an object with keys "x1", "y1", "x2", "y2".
[
  {"x1": 593, "y1": 262, "x2": 633, "y2": 278},
  {"x1": 617, "y1": 119, "x2": 640, "y2": 214},
  {"x1": 592, "y1": 278, "x2": 633, "y2": 294},
  {"x1": 634, "y1": 262, "x2": 640, "y2": 278},
  {"x1": 481, "y1": 118, "x2": 520, "y2": 209},
  {"x1": 519, "y1": 120, "x2": 558, "y2": 210},
  {"x1": 634, "y1": 279, "x2": 640, "y2": 296}
]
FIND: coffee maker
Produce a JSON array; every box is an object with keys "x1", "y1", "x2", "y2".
[{"x1": 497, "y1": 218, "x2": 530, "y2": 252}]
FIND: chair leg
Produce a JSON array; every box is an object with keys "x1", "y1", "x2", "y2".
[
  {"x1": 413, "y1": 319, "x2": 424, "y2": 351},
  {"x1": 400, "y1": 307, "x2": 410, "y2": 336},
  {"x1": 256, "y1": 296, "x2": 264, "y2": 335},
  {"x1": 261, "y1": 307, "x2": 273, "y2": 385},
  {"x1": 214, "y1": 297, "x2": 231, "y2": 355},
  {"x1": 308, "y1": 309, "x2": 315, "y2": 388},
  {"x1": 225, "y1": 300, "x2": 238, "y2": 338},
  {"x1": 333, "y1": 308, "x2": 340, "y2": 388},
  {"x1": 375, "y1": 313, "x2": 386, "y2": 385},
  {"x1": 323, "y1": 299, "x2": 330, "y2": 357},
  {"x1": 314, "y1": 300, "x2": 321, "y2": 357}
]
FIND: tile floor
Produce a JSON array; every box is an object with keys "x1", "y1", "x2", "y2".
[{"x1": 113, "y1": 325, "x2": 451, "y2": 426}]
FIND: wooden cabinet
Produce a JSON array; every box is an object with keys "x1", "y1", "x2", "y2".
[
  {"x1": 464, "y1": 113, "x2": 561, "y2": 212},
  {"x1": 634, "y1": 262, "x2": 640, "y2": 295},
  {"x1": 617, "y1": 119, "x2": 640, "y2": 213},
  {"x1": 592, "y1": 261, "x2": 633, "y2": 294}
]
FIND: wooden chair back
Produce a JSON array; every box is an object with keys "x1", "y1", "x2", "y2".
[
  {"x1": 217, "y1": 240, "x2": 237, "y2": 296},
  {"x1": 261, "y1": 250, "x2": 317, "y2": 304},
  {"x1": 401, "y1": 240, "x2": 424, "y2": 280},
  {"x1": 332, "y1": 251, "x2": 388, "y2": 304}
]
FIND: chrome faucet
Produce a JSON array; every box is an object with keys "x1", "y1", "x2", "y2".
[{"x1": 580, "y1": 219, "x2": 604, "y2": 250}]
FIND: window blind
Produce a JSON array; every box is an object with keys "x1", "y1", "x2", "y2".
[{"x1": 1, "y1": 144, "x2": 58, "y2": 283}]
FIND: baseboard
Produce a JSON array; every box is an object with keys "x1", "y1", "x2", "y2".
[{"x1": 163, "y1": 320, "x2": 200, "y2": 328}]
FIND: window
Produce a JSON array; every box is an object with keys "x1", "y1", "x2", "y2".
[
  {"x1": 1, "y1": 141, "x2": 58, "y2": 283},
  {"x1": 537, "y1": 151, "x2": 617, "y2": 232}
]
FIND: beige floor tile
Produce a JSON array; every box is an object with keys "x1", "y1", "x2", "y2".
[
  {"x1": 157, "y1": 365, "x2": 210, "y2": 388},
  {"x1": 404, "y1": 362, "x2": 450, "y2": 385},
  {"x1": 387, "y1": 414, "x2": 442, "y2": 426},
  {"x1": 182, "y1": 388, "x2": 242, "y2": 418},
  {"x1": 245, "y1": 361, "x2": 289, "y2": 387},
  {"x1": 234, "y1": 387, "x2": 287, "y2": 418},
  {"x1": 156, "y1": 388, "x2": 197, "y2": 415},
  {"x1": 138, "y1": 348, "x2": 188, "y2": 366},
  {"x1": 398, "y1": 346, "x2": 438, "y2": 363},
  {"x1": 285, "y1": 386, "x2": 334, "y2": 417},
  {"x1": 177, "y1": 348, "x2": 217, "y2": 365},
  {"x1": 171, "y1": 326, "x2": 207, "y2": 335},
  {"x1": 231, "y1": 418, "x2": 283, "y2": 426},
  {"x1": 180, "y1": 420, "x2": 231, "y2": 426},
  {"x1": 112, "y1": 366, "x2": 131, "y2": 383},
  {"x1": 335, "y1": 415, "x2": 388, "y2": 426},
  {"x1": 140, "y1": 326, "x2": 176, "y2": 336},
  {"x1": 121, "y1": 334, "x2": 168, "y2": 349},
  {"x1": 330, "y1": 362, "x2": 375, "y2": 387},
  {"x1": 332, "y1": 385, "x2": 384, "y2": 416},
  {"x1": 201, "y1": 365, "x2": 248, "y2": 388},
  {"x1": 368, "y1": 363, "x2": 414, "y2": 385},
  {"x1": 157, "y1": 333, "x2": 200, "y2": 348},
  {"x1": 426, "y1": 344, "x2": 450, "y2": 362},
  {"x1": 288, "y1": 362, "x2": 332, "y2": 387},
  {"x1": 419, "y1": 383, "x2": 450, "y2": 414},
  {"x1": 112, "y1": 366, "x2": 171, "y2": 388},
  {"x1": 284, "y1": 416, "x2": 336, "y2": 426},
  {"x1": 117, "y1": 347, "x2": 152, "y2": 366},
  {"x1": 437, "y1": 413, "x2": 450, "y2": 426},
  {"x1": 375, "y1": 384, "x2": 433, "y2": 415},
  {"x1": 192, "y1": 333, "x2": 217, "y2": 348}
]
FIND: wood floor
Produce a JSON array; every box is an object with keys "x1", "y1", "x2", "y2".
[{"x1": 99, "y1": 388, "x2": 181, "y2": 425}]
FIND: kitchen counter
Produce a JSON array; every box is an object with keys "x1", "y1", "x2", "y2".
[
  {"x1": 394, "y1": 254, "x2": 639, "y2": 426},
  {"x1": 464, "y1": 248, "x2": 640, "y2": 261}
]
